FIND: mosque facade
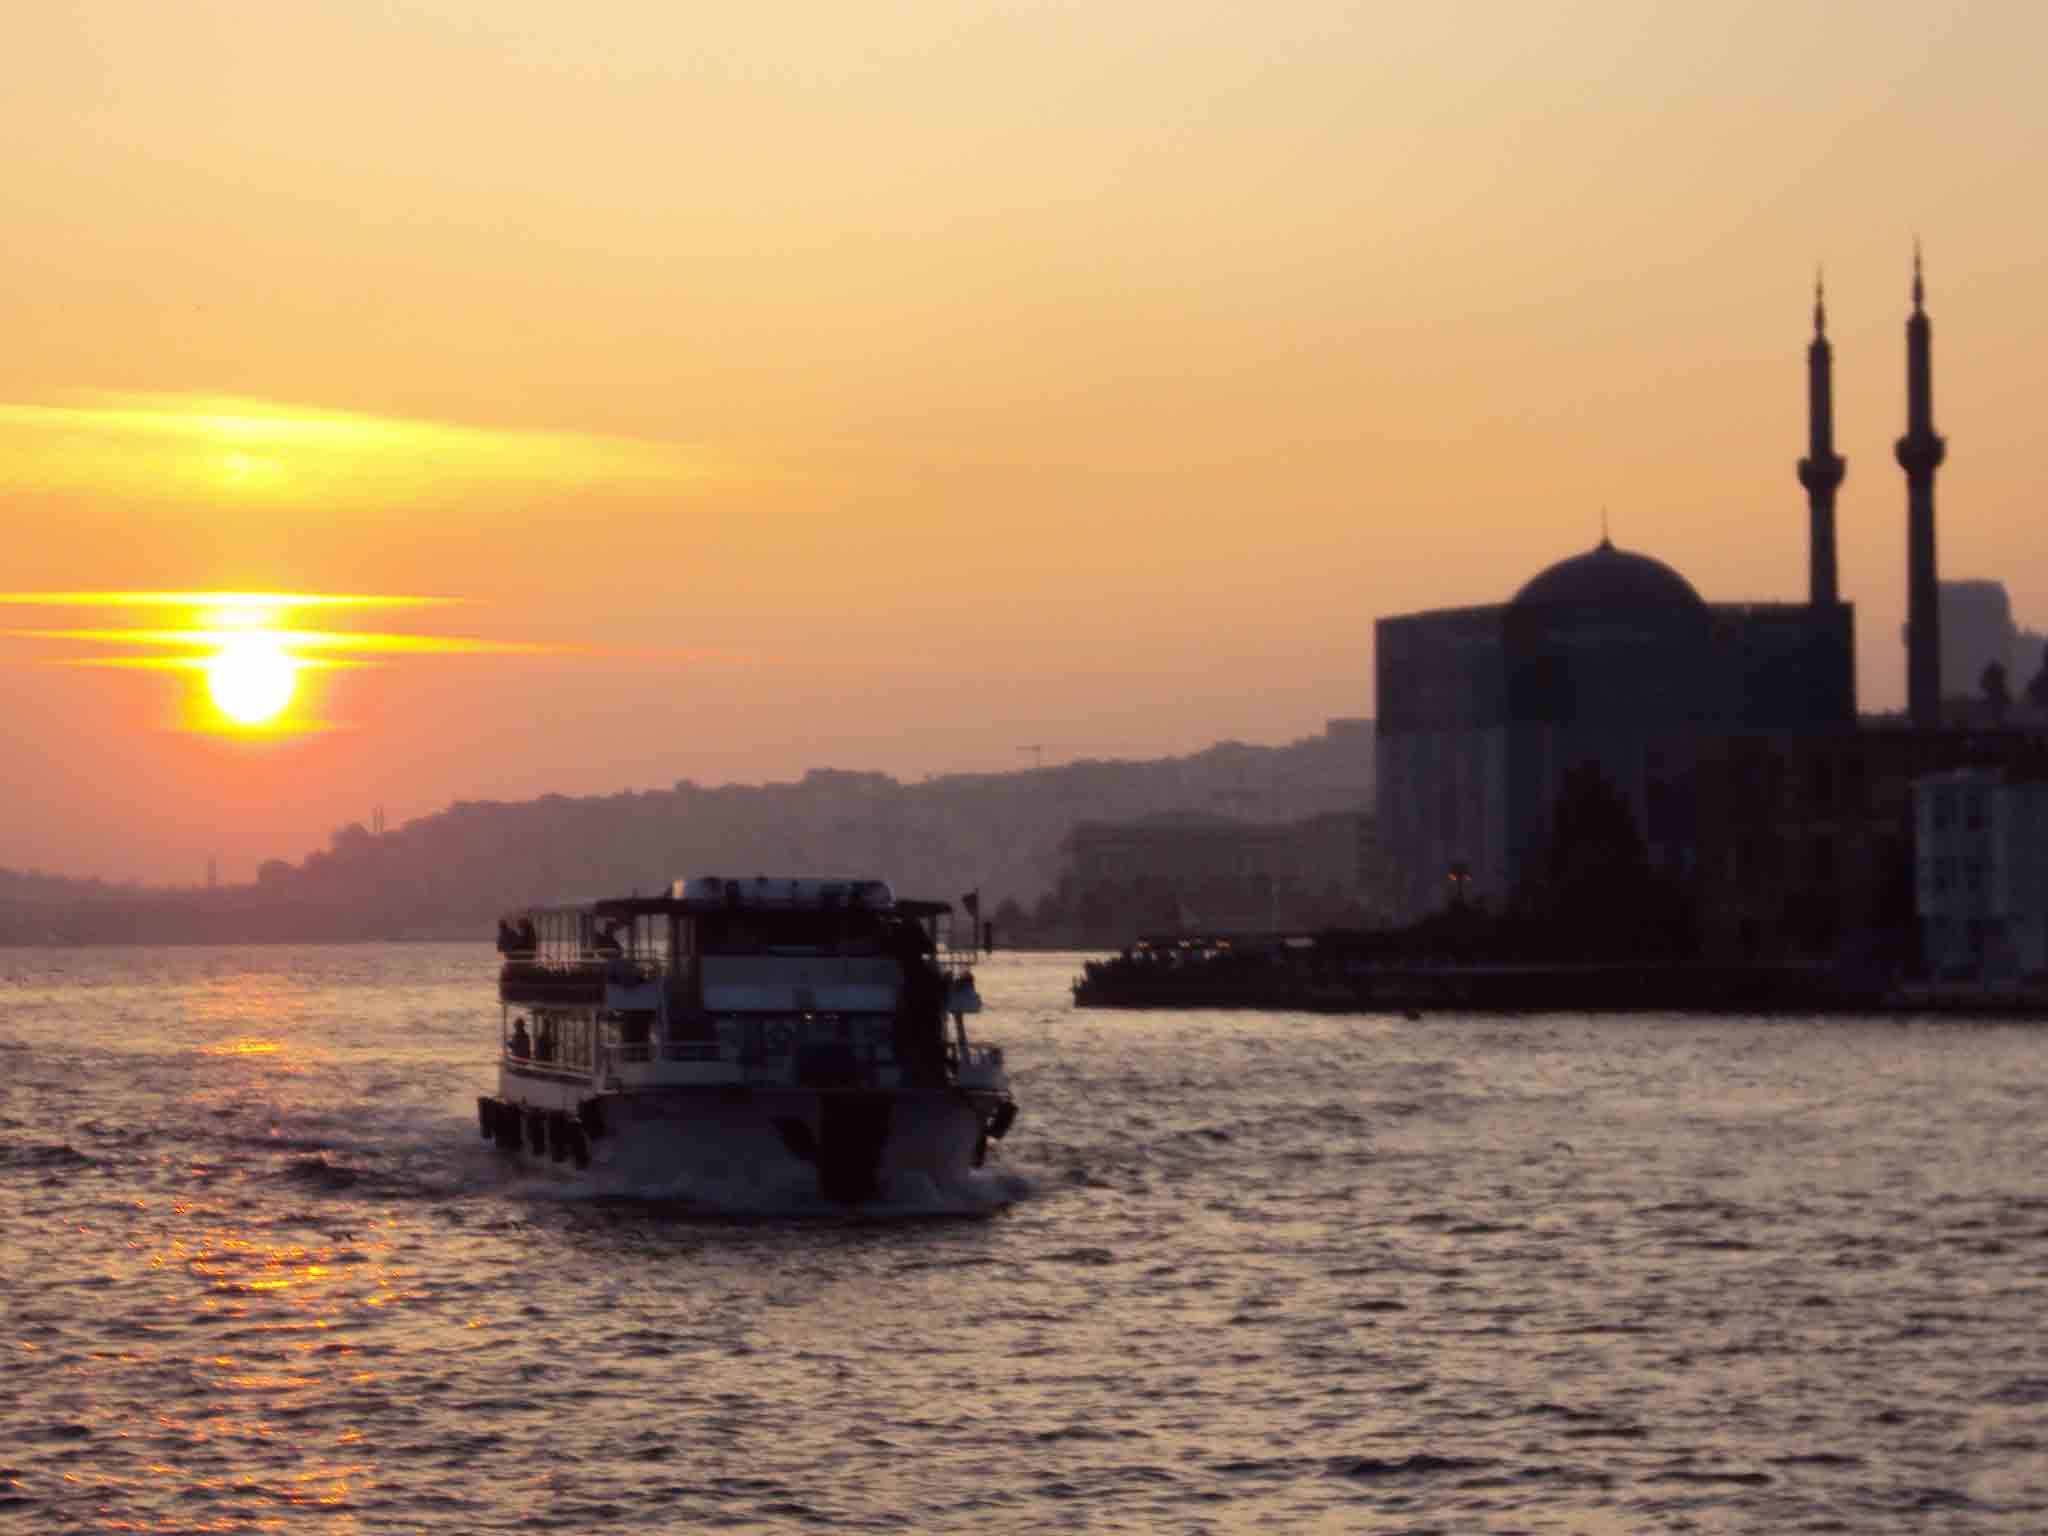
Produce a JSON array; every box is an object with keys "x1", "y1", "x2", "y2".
[{"x1": 1373, "y1": 267, "x2": 1943, "y2": 927}]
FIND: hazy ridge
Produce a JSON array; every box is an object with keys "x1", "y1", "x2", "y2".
[{"x1": 0, "y1": 729, "x2": 1371, "y2": 944}]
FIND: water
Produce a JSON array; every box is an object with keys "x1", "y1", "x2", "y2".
[{"x1": 3, "y1": 945, "x2": 2046, "y2": 1532}]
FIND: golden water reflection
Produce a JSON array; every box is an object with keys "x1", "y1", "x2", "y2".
[
  {"x1": 200, "y1": 1038, "x2": 283, "y2": 1057},
  {"x1": 122, "y1": 1220, "x2": 409, "y2": 1524}
]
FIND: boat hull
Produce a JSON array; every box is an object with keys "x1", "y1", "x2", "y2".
[{"x1": 483, "y1": 1072, "x2": 1007, "y2": 1206}]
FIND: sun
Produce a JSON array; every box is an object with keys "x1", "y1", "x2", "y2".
[{"x1": 205, "y1": 632, "x2": 298, "y2": 726}]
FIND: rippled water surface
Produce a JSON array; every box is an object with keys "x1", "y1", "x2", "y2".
[{"x1": 4, "y1": 945, "x2": 2047, "y2": 1532}]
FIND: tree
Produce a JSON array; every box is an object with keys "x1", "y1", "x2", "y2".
[
  {"x1": 1538, "y1": 760, "x2": 1693, "y2": 960},
  {"x1": 1981, "y1": 660, "x2": 2010, "y2": 723},
  {"x1": 330, "y1": 821, "x2": 374, "y2": 857},
  {"x1": 2028, "y1": 643, "x2": 2048, "y2": 712}
]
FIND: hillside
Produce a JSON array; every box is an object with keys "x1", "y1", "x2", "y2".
[{"x1": 0, "y1": 724, "x2": 1372, "y2": 944}]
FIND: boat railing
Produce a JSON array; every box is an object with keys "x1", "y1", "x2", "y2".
[
  {"x1": 606, "y1": 955, "x2": 662, "y2": 981},
  {"x1": 503, "y1": 1050, "x2": 596, "y2": 1082},
  {"x1": 500, "y1": 955, "x2": 664, "y2": 1009},
  {"x1": 598, "y1": 1014, "x2": 941, "y2": 1090},
  {"x1": 960, "y1": 1040, "x2": 1004, "y2": 1070},
  {"x1": 503, "y1": 953, "x2": 662, "y2": 981}
]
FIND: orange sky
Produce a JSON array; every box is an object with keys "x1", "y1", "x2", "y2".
[{"x1": 3, "y1": 1, "x2": 2045, "y2": 883}]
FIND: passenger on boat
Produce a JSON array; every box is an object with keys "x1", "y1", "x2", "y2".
[
  {"x1": 535, "y1": 1017, "x2": 557, "y2": 1063},
  {"x1": 515, "y1": 917, "x2": 538, "y2": 954},
  {"x1": 496, "y1": 919, "x2": 519, "y2": 954},
  {"x1": 593, "y1": 921, "x2": 622, "y2": 957},
  {"x1": 509, "y1": 1017, "x2": 532, "y2": 1059}
]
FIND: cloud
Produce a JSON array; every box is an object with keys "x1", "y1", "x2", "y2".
[
  {"x1": 0, "y1": 589, "x2": 748, "y2": 727},
  {"x1": 5, "y1": 625, "x2": 703, "y2": 661},
  {"x1": 0, "y1": 391, "x2": 726, "y2": 505},
  {"x1": 0, "y1": 589, "x2": 754, "y2": 740}
]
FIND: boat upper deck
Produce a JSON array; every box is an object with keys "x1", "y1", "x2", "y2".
[
  {"x1": 497, "y1": 875, "x2": 979, "y2": 1012},
  {"x1": 494, "y1": 876, "x2": 997, "y2": 1095}
]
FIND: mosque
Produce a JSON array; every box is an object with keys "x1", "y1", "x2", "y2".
[{"x1": 1375, "y1": 259, "x2": 1952, "y2": 929}]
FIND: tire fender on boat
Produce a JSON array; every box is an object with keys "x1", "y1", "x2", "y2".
[
  {"x1": 525, "y1": 1106, "x2": 547, "y2": 1156},
  {"x1": 477, "y1": 1097, "x2": 496, "y2": 1141},
  {"x1": 773, "y1": 1117, "x2": 818, "y2": 1164}
]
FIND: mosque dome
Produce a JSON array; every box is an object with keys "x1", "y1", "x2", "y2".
[
  {"x1": 1510, "y1": 538, "x2": 1707, "y2": 615},
  {"x1": 1502, "y1": 537, "x2": 1716, "y2": 730}
]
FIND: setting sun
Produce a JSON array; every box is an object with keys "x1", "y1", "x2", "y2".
[
  {"x1": 205, "y1": 633, "x2": 298, "y2": 726},
  {"x1": 0, "y1": 591, "x2": 643, "y2": 743}
]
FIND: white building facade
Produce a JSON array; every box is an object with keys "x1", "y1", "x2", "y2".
[{"x1": 1913, "y1": 768, "x2": 2048, "y2": 981}]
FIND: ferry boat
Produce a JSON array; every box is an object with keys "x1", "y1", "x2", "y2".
[{"x1": 475, "y1": 876, "x2": 1017, "y2": 1204}]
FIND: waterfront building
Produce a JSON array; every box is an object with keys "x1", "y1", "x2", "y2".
[
  {"x1": 1375, "y1": 258, "x2": 2028, "y2": 947},
  {"x1": 1690, "y1": 725, "x2": 2047, "y2": 970},
  {"x1": 1058, "y1": 809, "x2": 1377, "y2": 937},
  {"x1": 1374, "y1": 278, "x2": 1859, "y2": 923},
  {"x1": 1914, "y1": 766, "x2": 2048, "y2": 982}
]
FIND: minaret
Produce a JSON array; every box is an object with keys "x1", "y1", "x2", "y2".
[
  {"x1": 1797, "y1": 271, "x2": 1846, "y2": 606},
  {"x1": 1895, "y1": 243, "x2": 1946, "y2": 726}
]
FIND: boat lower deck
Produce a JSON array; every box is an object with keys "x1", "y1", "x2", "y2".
[{"x1": 479, "y1": 1078, "x2": 1010, "y2": 1205}]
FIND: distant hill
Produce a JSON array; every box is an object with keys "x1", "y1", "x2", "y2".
[
  {"x1": 0, "y1": 866, "x2": 143, "y2": 943},
  {"x1": 0, "y1": 724, "x2": 1372, "y2": 945}
]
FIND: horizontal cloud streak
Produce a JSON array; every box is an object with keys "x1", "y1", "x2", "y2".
[
  {"x1": 0, "y1": 392, "x2": 728, "y2": 504},
  {"x1": 4, "y1": 626, "x2": 745, "y2": 664},
  {"x1": 47, "y1": 655, "x2": 358, "y2": 672},
  {"x1": 0, "y1": 593, "x2": 757, "y2": 694},
  {"x1": 0, "y1": 591, "x2": 460, "y2": 611}
]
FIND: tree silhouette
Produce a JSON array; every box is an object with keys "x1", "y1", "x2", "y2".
[
  {"x1": 1539, "y1": 760, "x2": 1692, "y2": 959},
  {"x1": 1981, "y1": 660, "x2": 2010, "y2": 723},
  {"x1": 2028, "y1": 643, "x2": 2048, "y2": 712}
]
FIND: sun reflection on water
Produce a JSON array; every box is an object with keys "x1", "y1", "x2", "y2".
[
  {"x1": 201, "y1": 1038, "x2": 283, "y2": 1057},
  {"x1": 110, "y1": 1220, "x2": 412, "y2": 1522}
]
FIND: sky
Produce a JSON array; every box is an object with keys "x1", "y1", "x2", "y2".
[{"x1": 2, "y1": 0, "x2": 2044, "y2": 884}]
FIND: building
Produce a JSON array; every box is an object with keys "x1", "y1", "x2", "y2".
[
  {"x1": 1943, "y1": 579, "x2": 2018, "y2": 699},
  {"x1": 1914, "y1": 767, "x2": 2048, "y2": 982},
  {"x1": 1374, "y1": 271, "x2": 1867, "y2": 924},
  {"x1": 1940, "y1": 579, "x2": 2048, "y2": 712},
  {"x1": 1690, "y1": 724, "x2": 2048, "y2": 969},
  {"x1": 1376, "y1": 260, "x2": 2007, "y2": 937},
  {"x1": 1376, "y1": 551, "x2": 1853, "y2": 921},
  {"x1": 1058, "y1": 809, "x2": 1376, "y2": 936}
]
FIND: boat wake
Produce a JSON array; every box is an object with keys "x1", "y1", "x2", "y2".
[{"x1": 508, "y1": 1156, "x2": 1031, "y2": 1219}]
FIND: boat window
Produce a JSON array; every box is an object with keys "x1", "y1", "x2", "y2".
[
  {"x1": 695, "y1": 908, "x2": 888, "y2": 958},
  {"x1": 609, "y1": 1009, "x2": 654, "y2": 1045},
  {"x1": 668, "y1": 1009, "x2": 717, "y2": 1044},
  {"x1": 561, "y1": 1014, "x2": 591, "y2": 1070},
  {"x1": 696, "y1": 915, "x2": 760, "y2": 955}
]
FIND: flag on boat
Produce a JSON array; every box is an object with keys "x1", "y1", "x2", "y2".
[{"x1": 961, "y1": 890, "x2": 980, "y2": 919}]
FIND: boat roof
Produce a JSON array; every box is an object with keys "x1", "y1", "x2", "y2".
[{"x1": 585, "y1": 876, "x2": 949, "y2": 921}]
